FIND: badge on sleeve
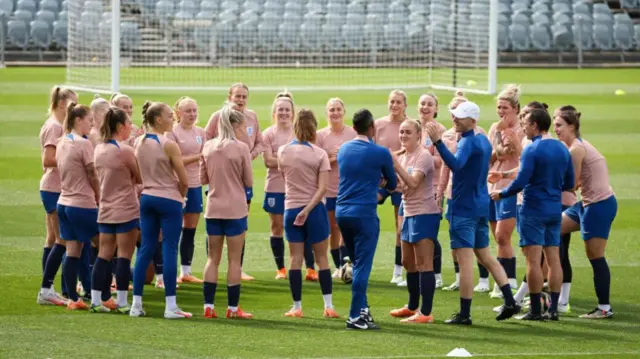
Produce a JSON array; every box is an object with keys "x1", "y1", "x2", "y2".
[
  {"x1": 424, "y1": 137, "x2": 432, "y2": 147},
  {"x1": 247, "y1": 126, "x2": 254, "y2": 136},
  {"x1": 407, "y1": 167, "x2": 413, "y2": 175},
  {"x1": 196, "y1": 136, "x2": 202, "y2": 145}
]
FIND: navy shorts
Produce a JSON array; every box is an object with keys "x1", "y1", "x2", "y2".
[
  {"x1": 99, "y1": 218, "x2": 140, "y2": 235},
  {"x1": 489, "y1": 196, "x2": 517, "y2": 221},
  {"x1": 183, "y1": 186, "x2": 203, "y2": 214},
  {"x1": 398, "y1": 201, "x2": 404, "y2": 216},
  {"x1": 518, "y1": 212, "x2": 561, "y2": 247},
  {"x1": 515, "y1": 204, "x2": 522, "y2": 232},
  {"x1": 206, "y1": 217, "x2": 248, "y2": 237},
  {"x1": 445, "y1": 199, "x2": 452, "y2": 221},
  {"x1": 57, "y1": 204, "x2": 99, "y2": 243},
  {"x1": 563, "y1": 195, "x2": 617, "y2": 240},
  {"x1": 263, "y1": 192, "x2": 285, "y2": 215},
  {"x1": 325, "y1": 197, "x2": 337, "y2": 212},
  {"x1": 40, "y1": 191, "x2": 60, "y2": 214},
  {"x1": 245, "y1": 187, "x2": 253, "y2": 202},
  {"x1": 449, "y1": 216, "x2": 490, "y2": 249},
  {"x1": 284, "y1": 203, "x2": 330, "y2": 245},
  {"x1": 378, "y1": 188, "x2": 402, "y2": 207},
  {"x1": 401, "y1": 213, "x2": 441, "y2": 243}
]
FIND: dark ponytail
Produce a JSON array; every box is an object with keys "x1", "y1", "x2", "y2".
[
  {"x1": 63, "y1": 102, "x2": 90, "y2": 134},
  {"x1": 101, "y1": 107, "x2": 128, "y2": 142},
  {"x1": 141, "y1": 101, "x2": 166, "y2": 131}
]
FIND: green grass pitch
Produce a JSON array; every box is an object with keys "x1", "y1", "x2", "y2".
[{"x1": 1, "y1": 67, "x2": 640, "y2": 359}]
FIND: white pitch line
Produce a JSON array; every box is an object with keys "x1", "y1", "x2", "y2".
[{"x1": 293, "y1": 351, "x2": 640, "y2": 359}]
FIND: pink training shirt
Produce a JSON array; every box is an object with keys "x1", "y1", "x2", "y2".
[
  {"x1": 200, "y1": 139, "x2": 253, "y2": 220},
  {"x1": 205, "y1": 109, "x2": 263, "y2": 158},
  {"x1": 94, "y1": 140, "x2": 140, "y2": 223},
  {"x1": 375, "y1": 116, "x2": 405, "y2": 194},
  {"x1": 88, "y1": 127, "x2": 102, "y2": 148},
  {"x1": 571, "y1": 138, "x2": 614, "y2": 206},
  {"x1": 439, "y1": 126, "x2": 487, "y2": 200},
  {"x1": 399, "y1": 146, "x2": 440, "y2": 217},
  {"x1": 316, "y1": 125, "x2": 357, "y2": 198},
  {"x1": 39, "y1": 117, "x2": 64, "y2": 193},
  {"x1": 166, "y1": 123, "x2": 206, "y2": 188},
  {"x1": 56, "y1": 133, "x2": 97, "y2": 209},
  {"x1": 488, "y1": 121, "x2": 525, "y2": 191},
  {"x1": 278, "y1": 141, "x2": 331, "y2": 210},
  {"x1": 262, "y1": 124, "x2": 292, "y2": 193},
  {"x1": 421, "y1": 120, "x2": 447, "y2": 191},
  {"x1": 135, "y1": 134, "x2": 183, "y2": 204}
]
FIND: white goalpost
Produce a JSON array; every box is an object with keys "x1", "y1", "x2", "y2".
[{"x1": 65, "y1": 0, "x2": 498, "y2": 94}]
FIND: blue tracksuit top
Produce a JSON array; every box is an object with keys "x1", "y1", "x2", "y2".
[
  {"x1": 501, "y1": 135, "x2": 575, "y2": 217},
  {"x1": 336, "y1": 138, "x2": 397, "y2": 218},
  {"x1": 435, "y1": 129, "x2": 492, "y2": 218}
]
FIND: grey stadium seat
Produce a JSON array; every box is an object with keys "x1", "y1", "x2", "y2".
[
  {"x1": 84, "y1": 0, "x2": 103, "y2": 14},
  {"x1": 284, "y1": 1, "x2": 304, "y2": 14},
  {"x1": 306, "y1": 1, "x2": 325, "y2": 14},
  {"x1": 346, "y1": 13, "x2": 365, "y2": 26},
  {"x1": 13, "y1": 9, "x2": 33, "y2": 27},
  {"x1": 257, "y1": 21, "x2": 278, "y2": 50},
  {"x1": 81, "y1": 11, "x2": 101, "y2": 26},
  {"x1": 30, "y1": 19, "x2": 52, "y2": 48},
  {"x1": 620, "y1": 0, "x2": 638, "y2": 9},
  {"x1": 592, "y1": 3, "x2": 611, "y2": 15},
  {"x1": 199, "y1": 0, "x2": 218, "y2": 14},
  {"x1": 613, "y1": 23, "x2": 633, "y2": 50},
  {"x1": 60, "y1": 0, "x2": 67, "y2": 11},
  {"x1": 531, "y1": 2, "x2": 549, "y2": 15},
  {"x1": 321, "y1": 22, "x2": 343, "y2": 50},
  {"x1": 220, "y1": 0, "x2": 239, "y2": 13},
  {"x1": 35, "y1": 10, "x2": 55, "y2": 28},
  {"x1": 572, "y1": 21, "x2": 593, "y2": 49},
  {"x1": 178, "y1": 0, "x2": 198, "y2": 16},
  {"x1": 498, "y1": 23, "x2": 510, "y2": 50},
  {"x1": 593, "y1": 23, "x2": 613, "y2": 50},
  {"x1": 0, "y1": 0, "x2": 12, "y2": 14},
  {"x1": 52, "y1": 19, "x2": 67, "y2": 47},
  {"x1": 195, "y1": 11, "x2": 215, "y2": 20},
  {"x1": 216, "y1": 20, "x2": 235, "y2": 50},
  {"x1": 279, "y1": 22, "x2": 300, "y2": 50},
  {"x1": 16, "y1": 0, "x2": 36, "y2": 13},
  {"x1": 552, "y1": 12, "x2": 572, "y2": 26},
  {"x1": 384, "y1": 23, "x2": 406, "y2": 50},
  {"x1": 263, "y1": 0, "x2": 284, "y2": 13},
  {"x1": 39, "y1": 0, "x2": 58, "y2": 13},
  {"x1": 614, "y1": 13, "x2": 633, "y2": 34},
  {"x1": 327, "y1": 2, "x2": 347, "y2": 15},
  {"x1": 531, "y1": 12, "x2": 550, "y2": 26},
  {"x1": 8, "y1": 19, "x2": 29, "y2": 48},
  {"x1": 300, "y1": 21, "x2": 321, "y2": 50},
  {"x1": 511, "y1": 11, "x2": 530, "y2": 26},
  {"x1": 236, "y1": 20, "x2": 257, "y2": 50},
  {"x1": 58, "y1": 10, "x2": 68, "y2": 21},
  {"x1": 347, "y1": 1, "x2": 365, "y2": 14},
  {"x1": 155, "y1": 0, "x2": 174, "y2": 19},
  {"x1": 551, "y1": 23, "x2": 573, "y2": 50},
  {"x1": 282, "y1": 12, "x2": 303, "y2": 25},
  {"x1": 530, "y1": 23, "x2": 551, "y2": 50},
  {"x1": 552, "y1": 3, "x2": 571, "y2": 14},
  {"x1": 635, "y1": 24, "x2": 640, "y2": 49},
  {"x1": 343, "y1": 23, "x2": 365, "y2": 50},
  {"x1": 572, "y1": 2, "x2": 590, "y2": 16},
  {"x1": 509, "y1": 23, "x2": 530, "y2": 50},
  {"x1": 243, "y1": 0, "x2": 263, "y2": 13}
]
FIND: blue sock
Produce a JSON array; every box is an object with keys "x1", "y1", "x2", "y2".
[
  {"x1": 61, "y1": 252, "x2": 67, "y2": 295},
  {"x1": 330, "y1": 248, "x2": 340, "y2": 268},
  {"x1": 89, "y1": 246, "x2": 98, "y2": 273},
  {"x1": 478, "y1": 262, "x2": 489, "y2": 279},
  {"x1": 91, "y1": 258, "x2": 108, "y2": 294},
  {"x1": 406, "y1": 271, "x2": 420, "y2": 311},
  {"x1": 203, "y1": 281, "x2": 217, "y2": 305},
  {"x1": 42, "y1": 247, "x2": 52, "y2": 274},
  {"x1": 227, "y1": 284, "x2": 240, "y2": 308},
  {"x1": 101, "y1": 259, "x2": 112, "y2": 301},
  {"x1": 590, "y1": 257, "x2": 611, "y2": 306},
  {"x1": 78, "y1": 244, "x2": 91, "y2": 293},
  {"x1": 433, "y1": 241, "x2": 442, "y2": 275},
  {"x1": 508, "y1": 257, "x2": 517, "y2": 279},
  {"x1": 497, "y1": 257, "x2": 507, "y2": 278},
  {"x1": 530, "y1": 293, "x2": 542, "y2": 315},
  {"x1": 500, "y1": 284, "x2": 515, "y2": 306},
  {"x1": 116, "y1": 258, "x2": 131, "y2": 291},
  {"x1": 180, "y1": 228, "x2": 196, "y2": 266},
  {"x1": 153, "y1": 245, "x2": 163, "y2": 275},
  {"x1": 454, "y1": 261, "x2": 459, "y2": 274},
  {"x1": 288, "y1": 269, "x2": 302, "y2": 302},
  {"x1": 241, "y1": 243, "x2": 246, "y2": 267},
  {"x1": 304, "y1": 243, "x2": 315, "y2": 270},
  {"x1": 63, "y1": 256, "x2": 80, "y2": 301},
  {"x1": 460, "y1": 297, "x2": 472, "y2": 318},
  {"x1": 339, "y1": 245, "x2": 348, "y2": 265},
  {"x1": 550, "y1": 291, "x2": 560, "y2": 313},
  {"x1": 270, "y1": 236, "x2": 285, "y2": 270},
  {"x1": 318, "y1": 269, "x2": 332, "y2": 295},
  {"x1": 420, "y1": 271, "x2": 435, "y2": 315},
  {"x1": 41, "y1": 243, "x2": 65, "y2": 289},
  {"x1": 395, "y1": 245, "x2": 402, "y2": 266}
]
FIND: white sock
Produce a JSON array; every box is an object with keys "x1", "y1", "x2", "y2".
[
  {"x1": 514, "y1": 282, "x2": 529, "y2": 303},
  {"x1": 181, "y1": 265, "x2": 191, "y2": 277},
  {"x1": 132, "y1": 295, "x2": 142, "y2": 308},
  {"x1": 323, "y1": 294, "x2": 333, "y2": 309},
  {"x1": 204, "y1": 303, "x2": 214, "y2": 310},
  {"x1": 165, "y1": 295, "x2": 177, "y2": 311},
  {"x1": 509, "y1": 278, "x2": 518, "y2": 289},
  {"x1": 293, "y1": 301, "x2": 302, "y2": 310},
  {"x1": 479, "y1": 277, "x2": 489, "y2": 285},
  {"x1": 116, "y1": 290, "x2": 128, "y2": 307},
  {"x1": 435, "y1": 273, "x2": 442, "y2": 281},
  {"x1": 156, "y1": 274, "x2": 164, "y2": 283},
  {"x1": 40, "y1": 287, "x2": 50, "y2": 296},
  {"x1": 455, "y1": 273, "x2": 460, "y2": 283},
  {"x1": 228, "y1": 306, "x2": 238, "y2": 312},
  {"x1": 91, "y1": 290, "x2": 102, "y2": 306},
  {"x1": 598, "y1": 304, "x2": 611, "y2": 311},
  {"x1": 393, "y1": 265, "x2": 403, "y2": 277},
  {"x1": 559, "y1": 283, "x2": 571, "y2": 305}
]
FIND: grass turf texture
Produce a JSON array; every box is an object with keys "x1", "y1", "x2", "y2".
[{"x1": 1, "y1": 68, "x2": 640, "y2": 359}]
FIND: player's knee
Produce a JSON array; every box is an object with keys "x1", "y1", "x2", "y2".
[
  {"x1": 495, "y1": 233, "x2": 512, "y2": 247},
  {"x1": 402, "y1": 257, "x2": 417, "y2": 272}
]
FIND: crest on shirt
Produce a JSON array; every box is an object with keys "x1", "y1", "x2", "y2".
[
  {"x1": 196, "y1": 136, "x2": 203, "y2": 145},
  {"x1": 424, "y1": 138, "x2": 432, "y2": 147},
  {"x1": 247, "y1": 126, "x2": 254, "y2": 136},
  {"x1": 268, "y1": 197, "x2": 275, "y2": 207},
  {"x1": 408, "y1": 167, "x2": 413, "y2": 175}
]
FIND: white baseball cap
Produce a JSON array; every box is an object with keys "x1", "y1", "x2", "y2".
[{"x1": 450, "y1": 101, "x2": 480, "y2": 121}]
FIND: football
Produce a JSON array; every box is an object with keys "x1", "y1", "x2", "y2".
[{"x1": 341, "y1": 262, "x2": 353, "y2": 284}]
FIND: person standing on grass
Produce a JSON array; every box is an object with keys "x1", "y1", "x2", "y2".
[
  {"x1": 491, "y1": 108, "x2": 574, "y2": 321},
  {"x1": 205, "y1": 83, "x2": 264, "y2": 281},
  {"x1": 90, "y1": 108, "x2": 142, "y2": 314},
  {"x1": 37, "y1": 86, "x2": 77, "y2": 306},
  {"x1": 201, "y1": 103, "x2": 254, "y2": 320},
  {"x1": 315, "y1": 98, "x2": 357, "y2": 277},
  {"x1": 554, "y1": 109, "x2": 617, "y2": 320},
  {"x1": 426, "y1": 101, "x2": 520, "y2": 325},
  {"x1": 131, "y1": 101, "x2": 191, "y2": 319},
  {"x1": 279, "y1": 109, "x2": 339, "y2": 319},
  {"x1": 166, "y1": 97, "x2": 206, "y2": 285},
  {"x1": 337, "y1": 109, "x2": 397, "y2": 330}
]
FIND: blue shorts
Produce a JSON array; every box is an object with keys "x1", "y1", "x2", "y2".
[
  {"x1": 401, "y1": 213, "x2": 441, "y2": 243},
  {"x1": 57, "y1": 204, "x2": 99, "y2": 243},
  {"x1": 489, "y1": 196, "x2": 517, "y2": 221},
  {"x1": 516, "y1": 204, "x2": 522, "y2": 232},
  {"x1": 378, "y1": 189, "x2": 402, "y2": 207},
  {"x1": 325, "y1": 197, "x2": 337, "y2": 212},
  {"x1": 284, "y1": 203, "x2": 330, "y2": 245},
  {"x1": 263, "y1": 192, "x2": 285, "y2": 215},
  {"x1": 518, "y1": 212, "x2": 561, "y2": 247},
  {"x1": 398, "y1": 201, "x2": 404, "y2": 216},
  {"x1": 183, "y1": 187, "x2": 203, "y2": 214},
  {"x1": 563, "y1": 195, "x2": 617, "y2": 240},
  {"x1": 445, "y1": 199, "x2": 452, "y2": 221},
  {"x1": 206, "y1": 217, "x2": 248, "y2": 237},
  {"x1": 449, "y1": 216, "x2": 490, "y2": 249},
  {"x1": 40, "y1": 191, "x2": 60, "y2": 214},
  {"x1": 245, "y1": 187, "x2": 253, "y2": 202},
  {"x1": 99, "y1": 218, "x2": 140, "y2": 235}
]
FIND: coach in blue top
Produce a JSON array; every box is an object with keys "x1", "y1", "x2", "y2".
[
  {"x1": 336, "y1": 109, "x2": 397, "y2": 330},
  {"x1": 491, "y1": 108, "x2": 574, "y2": 321},
  {"x1": 426, "y1": 101, "x2": 520, "y2": 325}
]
